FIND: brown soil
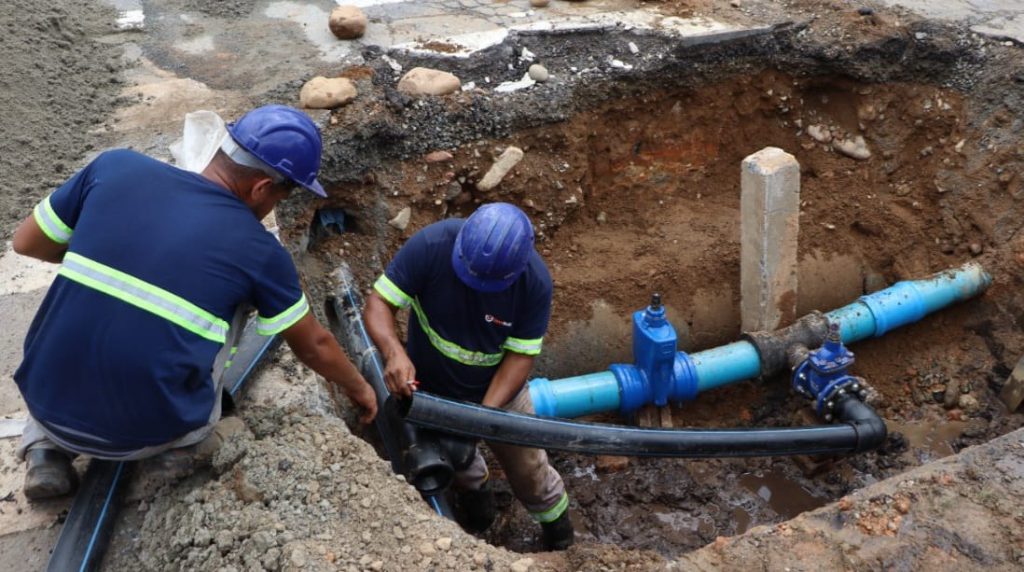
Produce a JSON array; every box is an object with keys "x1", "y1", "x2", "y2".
[{"x1": 294, "y1": 63, "x2": 1024, "y2": 558}]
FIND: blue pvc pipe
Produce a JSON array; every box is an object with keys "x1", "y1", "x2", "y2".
[
  {"x1": 530, "y1": 372, "x2": 620, "y2": 420},
  {"x1": 529, "y1": 263, "x2": 991, "y2": 418},
  {"x1": 691, "y1": 341, "x2": 762, "y2": 393}
]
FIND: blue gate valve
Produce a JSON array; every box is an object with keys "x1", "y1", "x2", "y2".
[
  {"x1": 792, "y1": 323, "x2": 865, "y2": 421},
  {"x1": 611, "y1": 293, "x2": 681, "y2": 413}
]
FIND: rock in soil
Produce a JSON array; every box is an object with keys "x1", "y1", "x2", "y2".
[
  {"x1": 529, "y1": 64, "x2": 550, "y2": 82},
  {"x1": 388, "y1": 206, "x2": 411, "y2": 231},
  {"x1": 477, "y1": 147, "x2": 525, "y2": 191},
  {"x1": 833, "y1": 135, "x2": 872, "y2": 160},
  {"x1": 424, "y1": 150, "x2": 453, "y2": 163},
  {"x1": 397, "y1": 67, "x2": 461, "y2": 96},
  {"x1": 328, "y1": 6, "x2": 368, "y2": 40},
  {"x1": 300, "y1": 76, "x2": 358, "y2": 109}
]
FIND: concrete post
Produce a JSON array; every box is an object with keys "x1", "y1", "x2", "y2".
[{"x1": 741, "y1": 147, "x2": 800, "y2": 332}]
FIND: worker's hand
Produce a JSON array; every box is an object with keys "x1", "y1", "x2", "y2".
[
  {"x1": 382, "y1": 349, "x2": 417, "y2": 399},
  {"x1": 344, "y1": 377, "x2": 378, "y2": 424}
]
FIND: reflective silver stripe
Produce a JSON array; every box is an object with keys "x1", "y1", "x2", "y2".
[
  {"x1": 33, "y1": 196, "x2": 72, "y2": 244},
  {"x1": 60, "y1": 253, "x2": 228, "y2": 343},
  {"x1": 256, "y1": 294, "x2": 310, "y2": 335}
]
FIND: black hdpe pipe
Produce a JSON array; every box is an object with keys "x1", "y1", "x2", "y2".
[
  {"x1": 402, "y1": 392, "x2": 887, "y2": 458},
  {"x1": 332, "y1": 265, "x2": 455, "y2": 517},
  {"x1": 47, "y1": 320, "x2": 280, "y2": 572}
]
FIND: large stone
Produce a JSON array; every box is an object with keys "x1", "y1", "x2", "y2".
[
  {"x1": 329, "y1": 6, "x2": 367, "y2": 40},
  {"x1": 740, "y1": 147, "x2": 800, "y2": 332},
  {"x1": 397, "y1": 67, "x2": 461, "y2": 96},
  {"x1": 477, "y1": 147, "x2": 524, "y2": 191},
  {"x1": 300, "y1": 76, "x2": 358, "y2": 109}
]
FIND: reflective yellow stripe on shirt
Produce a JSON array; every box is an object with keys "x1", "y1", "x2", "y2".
[
  {"x1": 503, "y1": 336, "x2": 544, "y2": 356},
  {"x1": 373, "y1": 274, "x2": 413, "y2": 309},
  {"x1": 58, "y1": 252, "x2": 229, "y2": 343},
  {"x1": 256, "y1": 294, "x2": 310, "y2": 336},
  {"x1": 33, "y1": 195, "x2": 73, "y2": 244},
  {"x1": 374, "y1": 273, "x2": 544, "y2": 366},
  {"x1": 410, "y1": 300, "x2": 505, "y2": 367}
]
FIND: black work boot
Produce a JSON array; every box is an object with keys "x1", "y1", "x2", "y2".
[
  {"x1": 24, "y1": 449, "x2": 77, "y2": 500},
  {"x1": 541, "y1": 511, "x2": 575, "y2": 551},
  {"x1": 455, "y1": 481, "x2": 496, "y2": 533}
]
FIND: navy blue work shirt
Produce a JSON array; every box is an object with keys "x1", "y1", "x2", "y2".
[
  {"x1": 15, "y1": 149, "x2": 308, "y2": 452},
  {"x1": 373, "y1": 218, "x2": 552, "y2": 402}
]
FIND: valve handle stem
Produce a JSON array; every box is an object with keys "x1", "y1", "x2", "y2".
[
  {"x1": 827, "y1": 321, "x2": 841, "y2": 343},
  {"x1": 650, "y1": 293, "x2": 662, "y2": 310}
]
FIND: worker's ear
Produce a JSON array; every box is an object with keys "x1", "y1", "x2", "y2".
[{"x1": 250, "y1": 176, "x2": 276, "y2": 201}]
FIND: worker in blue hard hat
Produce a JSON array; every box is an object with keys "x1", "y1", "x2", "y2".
[
  {"x1": 364, "y1": 202, "x2": 574, "y2": 551},
  {"x1": 11, "y1": 104, "x2": 377, "y2": 500}
]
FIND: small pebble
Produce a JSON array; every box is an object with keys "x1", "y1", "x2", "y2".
[
  {"x1": 530, "y1": 0, "x2": 549, "y2": 6},
  {"x1": 528, "y1": 64, "x2": 549, "y2": 82}
]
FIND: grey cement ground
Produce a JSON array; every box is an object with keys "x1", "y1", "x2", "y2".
[{"x1": 878, "y1": 0, "x2": 1024, "y2": 42}]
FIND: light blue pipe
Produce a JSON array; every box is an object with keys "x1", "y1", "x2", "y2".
[
  {"x1": 529, "y1": 262, "x2": 991, "y2": 418},
  {"x1": 692, "y1": 341, "x2": 762, "y2": 393}
]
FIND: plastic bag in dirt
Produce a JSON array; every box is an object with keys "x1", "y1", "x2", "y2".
[{"x1": 169, "y1": 110, "x2": 228, "y2": 173}]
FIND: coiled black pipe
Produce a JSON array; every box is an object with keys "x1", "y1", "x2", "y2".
[{"x1": 402, "y1": 392, "x2": 887, "y2": 458}]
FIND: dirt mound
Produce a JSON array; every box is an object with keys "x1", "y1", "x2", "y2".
[
  {"x1": 0, "y1": 0, "x2": 123, "y2": 239},
  {"x1": 108, "y1": 405, "x2": 534, "y2": 571},
  {"x1": 177, "y1": 0, "x2": 261, "y2": 19}
]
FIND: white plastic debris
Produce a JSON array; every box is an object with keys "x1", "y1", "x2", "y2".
[
  {"x1": 608, "y1": 57, "x2": 633, "y2": 70},
  {"x1": 382, "y1": 55, "x2": 403, "y2": 73},
  {"x1": 169, "y1": 111, "x2": 229, "y2": 173},
  {"x1": 495, "y1": 73, "x2": 536, "y2": 93}
]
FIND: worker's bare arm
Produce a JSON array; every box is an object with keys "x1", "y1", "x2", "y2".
[
  {"x1": 364, "y1": 291, "x2": 416, "y2": 398},
  {"x1": 281, "y1": 312, "x2": 377, "y2": 423},
  {"x1": 12, "y1": 214, "x2": 68, "y2": 263},
  {"x1": 481, "y1": 352, "x2": 535, "y2": 409}
]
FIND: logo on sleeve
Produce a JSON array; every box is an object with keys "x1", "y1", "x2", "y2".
[{"x1": 484, "y1": 314, "x2": 513, "y2": 328}]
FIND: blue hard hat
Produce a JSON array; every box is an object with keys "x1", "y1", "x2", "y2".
[
  {"x1": 451, "y1": 203, "x2": 535, "y2": 293},
  {"x1": 226, "y1": 104, "x2": 327, "y2": 197}
]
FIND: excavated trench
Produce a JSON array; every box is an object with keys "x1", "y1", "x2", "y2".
[{"x1": 273, "y1": 26, "x2": 1024, "y2": 559}]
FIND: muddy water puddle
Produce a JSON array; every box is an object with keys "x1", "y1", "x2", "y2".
[
  {"x1": 738, "y1": 470, "x2": 828, "y2": 524},
  {"x1": 887, "y1": 419, "x2": 968, "y2": 460}
]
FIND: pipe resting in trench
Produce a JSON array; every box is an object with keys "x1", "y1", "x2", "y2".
[
  {"x1": 400, "y1": 391, "x2": 887, "y2": 457},
  {"x1": 529, "y1": 262, "x2": 992, "y2": 419}
]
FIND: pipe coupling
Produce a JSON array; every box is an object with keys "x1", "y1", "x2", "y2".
[{"x1": 743, "y1": 311, "x2": 830, "y2": 377}]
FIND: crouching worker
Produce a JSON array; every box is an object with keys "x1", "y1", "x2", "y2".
[
  {"x1": 12, "y1": 105, "x2": 376, "y2": 500},
  {"x1": 364, "y1": 202, "x2": 573, "y2": 551}
]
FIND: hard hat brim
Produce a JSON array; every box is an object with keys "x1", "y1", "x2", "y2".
[{"x1": 301, "y1": 178, "x2": 327, "y2": 198}]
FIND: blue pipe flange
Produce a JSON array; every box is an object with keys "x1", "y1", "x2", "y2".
[
  {"x1": 858, "y1": 281, "x2": 926, "y2": 337},
  {"x1": 529, "y1": 377, "x2": 558, "y2": 418},
  {"x1": 611, "y1": 364, "x2": 648, "y2": 415},
  {"x1": 671, "y1": 352, "x2": 700, "y2": 402}
]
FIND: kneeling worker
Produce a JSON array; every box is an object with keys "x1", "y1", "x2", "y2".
[
  {"x1": 364, "y1": 202, "x2": 573, "y2": 550},
  {"x1": 12, "y1": 105, "x2": 377, "y2": 499}
]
